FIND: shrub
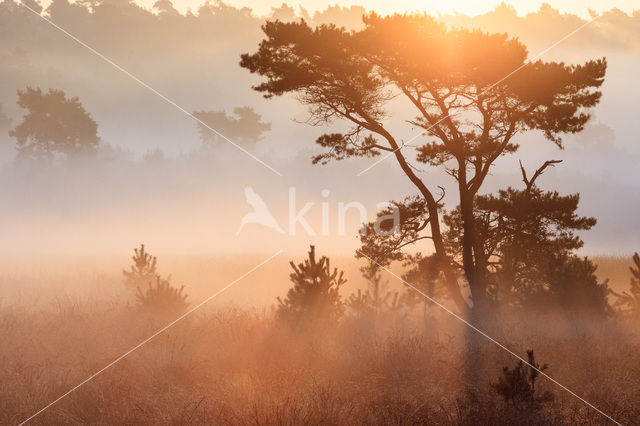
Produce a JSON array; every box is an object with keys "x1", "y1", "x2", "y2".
[
  {"x1": 492, "y1": 350, "x2": 553, "y2": 410},
  {"x1": 136, "y1": 276, "x2": 189, "y2": 316}
]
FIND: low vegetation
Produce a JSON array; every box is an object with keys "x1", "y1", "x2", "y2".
[
  {"x1": 124, "y1": 244, "x2": 190, "y2": 316},
  {"x1": 0, "y1": 293, "x2": 637, "y2": 424},
  {"x1": 1, "y1": 247, "x2": 638, "y2": 424}
]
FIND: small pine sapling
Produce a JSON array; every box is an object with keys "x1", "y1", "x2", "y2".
[
  {"x1": 123, "y1": 244, "x2": 158, "y2": 289},
  {"x1": 492, "y1": 350, "x2": 554, "y2": 410},
  {"x1": 277, "y1": 245, "x2": 346, "y2": 325},
  {"x1": 347, "y1": 263, "x2": 399, "y2": 317}
]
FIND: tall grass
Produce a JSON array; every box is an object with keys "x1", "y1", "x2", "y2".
[{"x1": 0, "y1": 295, "x2": 637, "y2": 424}]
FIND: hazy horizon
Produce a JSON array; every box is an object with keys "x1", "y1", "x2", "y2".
[{"x1": 1, "y1": 0, "x2": 639, "y2": 256}]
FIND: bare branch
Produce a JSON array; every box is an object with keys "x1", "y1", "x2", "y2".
[{"x1": 520, "y1": 159, "x2": 563, "y2": 191}]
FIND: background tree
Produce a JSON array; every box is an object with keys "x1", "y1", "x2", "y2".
[
  {"x1": 241, "y1": 14, "x2": 606, "y2": 315},
  {"x1": 277, "y1": 245, "x2": 345, "y2": 326},
  {"x1": 346, "y1": 262, "x2": 399, "y2": 318},
  {"x1": 193, "y1": 107, "x2": 271, "y2": 147},
  {"x1": 9, "y1": 87, "x2": 99, "y2": 162},
  {"x1": 123, "y1": 244, "x2": 158, "y2": 289},
  {"x1": 400, "y1": 254, "x2": 451, "y2": 314}
]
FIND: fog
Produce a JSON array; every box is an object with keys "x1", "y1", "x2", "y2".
[
  {"x1": 2, "y1": 3, "x2": 640, "y2": 423},
  {"x1": 0, "y1": 1, "x2": 638, "y2": 262}
]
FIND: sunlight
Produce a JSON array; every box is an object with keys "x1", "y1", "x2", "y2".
[{"x1": 1, "y1": 0, "x2": 638, "y2": 423}]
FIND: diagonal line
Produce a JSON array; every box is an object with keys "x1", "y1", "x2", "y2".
[
  {"x1": 356, "y1": 15, "x2": 599, "y2": 176},
  {"x1": 17, "y1": 1, "x2": 283, "y2": 177},
  {"x1": 19, "y1": 250, "x2": 283, "y2": 425},
  {"x1": 356, "y1": 249, "x2": 621, "y2": 425}
]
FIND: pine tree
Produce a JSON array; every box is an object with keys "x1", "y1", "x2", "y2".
[
  {"x1": 277, "y1": 245, "x2": 345, "y2": 325},
  {"x1": 442, "y1": 161, "x2": 610, "y2": 315},
  {"x1": 242, "y1": 15, "x2": 606, "y2": 315},
  {"x1": 123, "y1": 244, "x2": 158, "y2": 289},
  {"x1": 136, "y1": 276, "x2": 189, "y2": 316},
  {"x1": 347, "y1": 263, "x2": 399, "y2": 317},
  {"x1": 400, "y1": 254, "x2": 449, "y2": 314},
  {"x1": 492, "y1": 350, "x2": 553, "y2": 410}
]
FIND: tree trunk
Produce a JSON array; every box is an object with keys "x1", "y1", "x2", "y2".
[
  {"x1": 458, "y1": 171, "x2": 489, "y2": 314},
  {"x1": 376, "y1": 128, "x2": 471, "y2": 316},
  {"x1": 395, "y1": 147, "x2": 470, "y2": 316}
]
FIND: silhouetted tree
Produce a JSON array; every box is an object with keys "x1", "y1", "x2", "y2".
[
  {"x1": 193, "y1": 107, "x2": 271, "y2": 147},
  {"x1": 277, "y1": 245, "x2": 345, "y2": 325},
  {"x1": 442, "y1": 160, "x2": 609, "y2": 313},
  {"x1": 241, "y1": 14, "x2": 606, "y2": 315},
  {"x1": 357, "y1": 197, "x2": 454, "y2": 311},
  {"x1": 9, "y1": 87, "x2": 99, "y2": 162},
  {"x1": 539, "y1": 254, "x2": 610, "y2": 315},
  {"x1": 123, "y1": 243, "x2": 189, "y2": 315},
  {"x1": 123, "y1": 244, "x2": 158, "y2": 289}
]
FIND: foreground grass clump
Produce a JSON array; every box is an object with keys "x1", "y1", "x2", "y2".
[{"x1": 0, "y1": 298, "x2": 638, "y2": 425}]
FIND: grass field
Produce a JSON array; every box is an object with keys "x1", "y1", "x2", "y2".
[{"x1": 0, "y1": 255, "x2": 638, "y2": 424}]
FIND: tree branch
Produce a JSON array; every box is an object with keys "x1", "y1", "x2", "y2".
[{"x1": 520, "y1": 159, "x2": 563, "y2": 191}]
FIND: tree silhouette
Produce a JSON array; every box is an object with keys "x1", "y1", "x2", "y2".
[
  {"x1": 346, "y1": 262, "x2": 398, "y2": 317},
  {"x1": 9, "y1": 87, "x2": 100, "y2": 162},
  {"x1": 540, "y1": 254, "x2": 610, "y2": 316},
  {"x1": 442, "y1": 160, "x2": 608, "y2": 312},
  {"x1": 241, "y1": 14, "x2": 606, "y2": 315},
  {"x1": 123, "y1": 244, "x2": 158, "y2": 289},
  {"x1": 136, "y1": 275, "x2": 189, "y2": 316},
  {"x1": 123, "y1": 243, "x2": 189, "y2": 315},
  {"x1": 492, "y1": 350, "x2": 553, "y2": 410},
  {"x1": 400, "y1": 254, "x2": 450, "y2": 314},
  {"x1": 277, "y1": 245, "x2": 345, "y2": 325},
  {"x1": 193, "y1": 107, "x2": 271, "y2": 147}
]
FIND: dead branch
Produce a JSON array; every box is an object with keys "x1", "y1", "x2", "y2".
[{"x1": 520, "y1": 159, "x2": 562, "y2": 191}]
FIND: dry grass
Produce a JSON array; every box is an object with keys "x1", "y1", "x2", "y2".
[{"x1": 0, "y1": 294, "x2": 638, "y2": 425}]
